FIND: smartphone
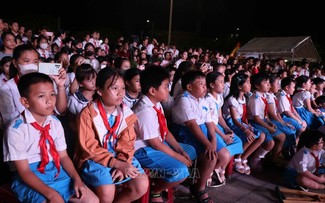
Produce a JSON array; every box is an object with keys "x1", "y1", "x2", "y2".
[{"x1": 38, "y1": 63, "x2": 61, "y2": 75}]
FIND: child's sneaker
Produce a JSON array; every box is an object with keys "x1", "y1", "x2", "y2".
[{"x1": 298, "y1": 185, "x2": 309, "y2": 192}]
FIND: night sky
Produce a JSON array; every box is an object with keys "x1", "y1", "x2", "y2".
[{"x1": 1, "y1": 0, "x2": 324, "y2": 52}]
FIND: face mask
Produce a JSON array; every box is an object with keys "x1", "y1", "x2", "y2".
[
  {"x1": 40, "y1": 43, "x2": 48, "y2": 50},
  {"x1": 18, "y1": 64, "x2": 38, "y2": 75},
  {"x1": 77, "y1": 48, "x2": 83, "y2": 54},
  {"x1": 101, "y1": 64, "x2": 107, "y2": 69},
  {"x1": 85, "y1": 51, "x2": 94, "y2": 57}
]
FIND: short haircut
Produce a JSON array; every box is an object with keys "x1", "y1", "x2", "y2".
[
  {"x1": 250, "y1": 72, "x2": 269, "y2": 90},
  {"x1": 140, "y1": 65, "x2": 170, "y2": 95},
  {"x1": 281, "y1": 76, "x2": 295, "y2": 89},
  {"x1": 315, "y1": 95, "x2": 325, "y2": 106},
  {"x1": 181, "y1": 70, "x2": 205, "y2": 90},
  {"x1": 75, "y1": 63, "x2": 97, "y2": 83},
  {"x1": 312, "y1": 77, "x2": 325, "y2": 86},
  {"x1": 297, "y1": 129, "x2": 325, "y2": 151},
  {"x1": 124, "y1": 68, "x2": 141, "y2": 82},
  {"x1": 18, "y1": 72, "x2": 53, "y2": 98}
]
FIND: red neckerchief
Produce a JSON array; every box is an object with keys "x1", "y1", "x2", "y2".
[
  {"x1": 14, "y1": 75, "x2": 19, "y2": 84},
  {"x1": 31, "y1": 121, "x2": 60, "y2": 176},
  {"x1": 285, "y1": 94, "x2": 294, "y2": 112},
  {"x1": 97, "y1": 99, "x2": 121, "y2": 149},
  {"x1": 153, "y1": 106, "x2": 168, "y2": 141},
  {"x1": 242, "y1": 103, "x2": 247, "y2": 122},
  {"x1": 261, "y1": 96, "x2": 268, "y2": 118},
  {"x1": 310, "y1": 151, "x2": 319, "y2": 175}
]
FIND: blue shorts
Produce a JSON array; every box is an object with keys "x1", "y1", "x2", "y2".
[
  {"x1": 226, "y1": 118, "x2": 261, "y2": 144},
  {"x1": 81, "y1": 157, "x2": 145, "y2": 188},
  {"x1": 249, "y1": 119, "x2": 283, "y2": 143},
  {"x1": 134, "y1": 142, "x2": 196, "y2": 183},
  {"x1": 11, "y1": 161, "x2": 74, "y2": 203}
]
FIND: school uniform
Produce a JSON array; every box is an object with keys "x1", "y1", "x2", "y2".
[
  {"x1": 133, "y1": 95, "x2": 196, "y2": 183},
  {"x1": 292, "y1": 88, "x2": 324, "y2": 129},
  {"x1": 247, "y1": 91, "x2": 283, "y2": 143},
  {"x1": 37, "y1": 48, "x2": 51, "y2": 59},
  {"x1": 3, "y1": 109, "x2": 74, "y2": 203},
  {"x1": 223, "y1": 96, "x2": 261, "y2": 143},
  {"x1": 123, "y1": 91, "x2": 141, "y2": 109},
  {"x1": 67, "y1": 90, "x2": 90, "y2": 115},
  {"x1": 0, "y1": 73, "x2": 8, "y2": 87},
  {"x1": 267, "y1": 92, "x2": 297, "y2": 148},
  {"x1": 172, "y1": 91, "x2": 223, "y2": 155},
  {"x1": 74, "y1": 101, "x2": 144, "y2": 187},
  {"x1": 284, "y1": 147, "x2": 325, "y2": 188},
  {"x1": 205, "y1": 93, "x2": 243, "y2": 156},
  {"x1": 222, "y1": 82, "x2": 230, "y2": 98}
]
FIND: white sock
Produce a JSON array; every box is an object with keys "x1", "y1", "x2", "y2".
[{"x1": 254, "y1": 147, "x2": 269, "y2": 159}]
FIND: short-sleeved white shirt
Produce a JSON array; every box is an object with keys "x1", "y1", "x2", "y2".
[
  {"x1": 287, "y1": 146, "x2": 325, "y2": 173},
  {"x1": 247, "y1": 91, "x2": 267, "y2": 120},
  {"x1": 0, "y1": 73, "x2": 8, "y2": 87},
  {"x1": 292, "y1": 88, "x2": 311, "y2": 108},
  {"x1": 223, "y1": 96, "x2": 246, "y2": 120},
  {"x1": 205, "y1": 93, "x2": 223, "y2": 125},
  {"x1": 276, "y1": 90, "x2": 292, "y2": 113},
  {"x1": 172, "y1": 91, "x2": 212, "y2": 126},
  {"x1": 132, "y1": 95, "x2": 165, "y2": 149},
  {"x1": 266, "y1": 92, "x2": 277, "y2": 115},
  {"x1": 67, "y1": 91, "x2": 90, "y2": 115},
  {"x1": 3, "y1": 109, "x2": 67, "y2": 167}
]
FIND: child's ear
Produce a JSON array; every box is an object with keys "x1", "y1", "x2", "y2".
[
  {"x1": 96, "y1": 89, "x2": 103, "y2": 97},
  {"x1": 186, "y1": 84, "x2": 192, "y2": 91},
  {"x1": 148, "y1": 86, "x2": 156, "y2": 96},
  {"x1": 20, "y1": 97, "x2": 30, "y2": 108}
]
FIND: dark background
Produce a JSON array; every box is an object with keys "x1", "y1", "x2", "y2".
[{"x1": 1, "y1": 0, "x2": 324, "y2": 60}]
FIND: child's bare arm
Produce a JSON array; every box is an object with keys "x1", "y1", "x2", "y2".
[
  {"x1": 13, "y1": 159, "x2": 64, "y2": 202},
  {"x1": 253, "y1": 116, "x2": 275, "y2": 133},
  {"x1": 300, "y1": 170, "x2": 325, "y2": 184}
]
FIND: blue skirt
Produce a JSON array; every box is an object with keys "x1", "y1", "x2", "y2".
[
  {"x1": 134, "y1": 142, "x2": 197, "y2": 183},
  {"x1": 249, "y1": 119, "x2": 283, "y2": 143},
  {"x1": 11, "y1": 161, "x2": 74, "y2": 203},
  {"x1": 226, "y1": 118, "x2": 261, "y2": 143},
  {"x1": 295, "y1": 107, "x2": 324, "y2": 129},
  {"x1": 81, "y1": 157, "x2": 145, "y2": 188},
  {"x1": 216, "y1": 124, "x2": 243, "y2": 156}
]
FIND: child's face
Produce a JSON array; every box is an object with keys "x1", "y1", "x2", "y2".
[
  {"x1": 21, "y1": 82, "x2": 56, "y2": 120},
  {"x1": 14, "y1": 50, "x2": 39, "y2": 75},
  {"x1": 187, "y1": 77, "x2": 207, "y2": 98},
  {"x1": 315, "y1": 138, "x2": 324, "y2": 151},
  {"x1": 304, "y1": 79, "x2": 312, "y2": 91},
  {"x1": 169, "y1": 70, "x2": 175, "y2": 82},
  {"x1": 256, "y1": 79, "x2": 270, "y2": 93},
  {"x1": 270, "y1": 79, "x2": 280, "y2": 93},
  {"x1": 98, "y1": 76, "x2": 125, "y2": 107},
  {"x1": 126, "y1": 75, "x2": 141, "y2": 94},
  {"x1": 286, "y1": 82, "x2": 295, "y2": 95},
  {"x1": 153, "y1": 79, "x2": 170, "y2": 102},
  {"x1": 80, "y1": 75, "x2": 97, "y2": 91},
  {"x1": 1, "y1": 61, "x2": 11, "y2": 76},
  {"x1": 211, "y1": 75, "x2": 224, "y2": 94},
  {"x1": 241, "y1": 78, "x2": 251, "y2": 93}
]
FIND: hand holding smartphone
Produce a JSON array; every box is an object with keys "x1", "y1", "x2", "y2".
[{"x1": 38, "y1": 63, "x2": 61, "y2": 75}]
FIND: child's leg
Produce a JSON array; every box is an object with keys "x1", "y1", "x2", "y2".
[
  {"x1": 94, "y1": 184, "x2": 116, "y2": 203},
  {"x1": 114, "y1": 173, "x2": 149, "y2": 203},
  {"x1": 215, "y1": 148, "x2": 230, "y2": 181},
  {"x1": 296, "y1": 174, "x2": 325, "y2": 190},
  {"x1": 69, "y1": 186, "x2": 99, "y2": 203},
  {"x1": 241, "y1": 132, "x2": 265, "y2": 160},
  {"x1": 272, "y1": 133, "x2": 286, "y2": 161}
]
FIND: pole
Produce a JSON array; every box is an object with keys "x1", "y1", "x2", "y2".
[{"x1": 168, "y1": 0, "x2": 173, "y2": 45}]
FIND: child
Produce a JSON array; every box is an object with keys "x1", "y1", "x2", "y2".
[
  {"x1": 247, "y1": 72, "x2": 286, "y2": 168},
  {"x1": 223, "y1": 73, "x2": 265, "y2": 175},
  {"x1": 268, "y1": 74, "x2": 305, "y2": 160},
  {"x1": 68, "y1": 63, "x2": 97, "y2": 116},
  {"x1": 166, "y1": 64, "x2": 177, "y2": 93},
  {"x1": 74, "y1": 67, "x2": 148, "y2": 203},
  {"x1": 0, "y1": 56, "x2": 11, "y2": 86},
  {"x1": 222, "y1": 68, "x2": 236, "y2": 98},
  {"x1": 316, "y1": 95, "x2": 325, "y2": 116},
  {"x1": 292, "y1": 75, "x2": 324, "y2": 129},
  {"x1": 284, "y1": 129, "x2": 325, "y2": 191},
  {"x1": 172, "y1": 70, "x2": 217, "y2": 203},
  {"x1": 123, "y1": 68, "x2": 142, "y2": 109},
  {"x1": 205, "y1": 71, "x2": 243, "y2": 183},
  {"x1": 3, "y1": 72, "x2": 98, "y2": 203},
  {"x1": 133, "y1": 66, "x2": 196, "y2": 203},
  {"x1": 0, "y1": 44, "x2": 67, "y2": 127}
]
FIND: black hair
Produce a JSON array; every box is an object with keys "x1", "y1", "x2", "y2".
[
  {"x1": 315, "y1": 95, "x2": 325, "y2": 106},
  {"x1": 181, "y1": 70, "x2": 206, "y2": 90},
  {"x1": 295, "y1": 75, "x2": 310, "y2": 89},
  {"x1": 171, "y1": 61, "x2": 194, "y2": 95},
  {"x1": 206, "y1": 71, "x2": 224, "y2": 90},
  {"x1": 251, "y1": 72, "x2": 269, "y2": 91},
  {"x1": 225, "y1": 73, "x2": 249, "y2": 100},
  {"x1": 297, "y1": 129, "x2": 325, "y2": 151},
  {"x1": 75, "y1": 63, "x2": 97, "y2": 83},
  {"x1": 124, "y1": 68, "x2": 141, "y2": 82},
  {"x1": 0, "y1": 56, "x2": 12, "y2": 72},
  {"x1": 280, "y1": 76, "x2": 295, "y2": 90},
  {"x1": 224, "y1": 68, "x2": 236, "y2": 82},
  {"x1": 140, "y1": 65, "x2": 170, "y2": 95},
  {"x1": 312, "y1": 77, "x2": 325, "y2": 86},
  {"x1": 269, "y1": 73, "x2": 279, "y2": 85},
  {"x1": 17, "y1": 72, "x2": 53, "y2": 98},
  {"x1": 94, "y1": 67, "x2": 123, "y2": 100}
]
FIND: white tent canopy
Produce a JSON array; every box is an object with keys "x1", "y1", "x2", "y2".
[{"x1": 236, "y1": 36, "x2": 321, "y2": 63}]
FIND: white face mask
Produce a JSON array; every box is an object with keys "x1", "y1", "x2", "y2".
[
  {"x1": 18, "y1": 64, "x2": 38, "y2": 75},
  {"x1": 101, "y1": 64, "x2": 107, "y2": 69},
  {"x1": 40, "y1": 43, "x2": 48, "y2": 50}
]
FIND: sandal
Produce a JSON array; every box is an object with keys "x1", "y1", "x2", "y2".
[
  {"x1": 242, "y1": 159, "x2": 251, "y2": 175},
  {"x1": 150, "y1": 192, "x2": 164, "y2": 203},
  {"x1": 189, "y1": 185, "x2": 215, "y2": 203},
  {"x1": 234, "y1": 158, "x2": 245, "y2": 174}
]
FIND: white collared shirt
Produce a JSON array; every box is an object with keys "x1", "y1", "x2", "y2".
[{"x1": 247, "y1": 91, "x2": 267, "y2": 120}]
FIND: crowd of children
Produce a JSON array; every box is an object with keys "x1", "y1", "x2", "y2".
[{"x1": 1, "y1": 18, "x2": 325, "y2": 202}]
